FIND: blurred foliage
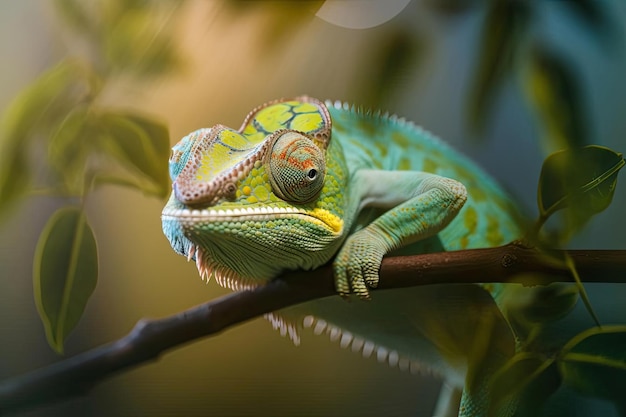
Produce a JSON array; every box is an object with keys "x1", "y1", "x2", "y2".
[
  {"x1": 563, "y1": 0, "x2": 616, "y2": 42},
  {"x1": 222, "y1": 0, "x2": 324, "y2": 55},
  {"x1": 363, "y1": 28, "x2": 423, "y2": 107},
  {"x1": 559, "y1": 326, "x2": 626, "y2": 412},
  {"x1": 524, "y1": 45, "x2": 589, "y2": 150},
  {"x1": 33, "y1": 207, "x2": 97, "y2": 354},
  {"x1": 535, "y1": 145, "x2": 624, "y2": 242},
  {"x1": 468, "y1": 0, "x2": 615, "y2": 151},
  {"x1": 489, "y1": 326, "x2": 626, "y2": 417},
  {"x1": 464, "y1": 3, "x2": 624, "y2": 409},
  {"x1": 489, "y1": 352, "x2": 559, "y2": 417},
  {"x1": 437, "y1": 2, "x2": 626, "y2": 406},
  {"x1": 0, "y1": 0, "x2": 181, "y2": 352},
  {"x1": 469, "y1": 0, "x2": 530, "y2": 133},
  {"x1": 484, "y1": 143, "x2": 625, "y2": 415},
  {"x1": 530, "y1": 144, "x2": 624, "y2": 328}
]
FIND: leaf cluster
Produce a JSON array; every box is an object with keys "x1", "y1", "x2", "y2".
[
  {"x1": 467, "y1": 4, "x2": 626, "y2": 410},
  {"x1": 484, "y1": 145, "x2": 626, "y2": 415},
  {"x1": 0, "y1": 0, "x2": 181, "y2": 353},
  {"x1": 469, "y1": 0, "x2": 614, "y2": 152},
  {"x1": 490, "y1": 326, "x2": 626, "y2": 416}
]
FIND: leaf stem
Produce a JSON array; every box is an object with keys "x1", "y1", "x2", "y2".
[{"x1": 54, "y1": 209, "x2": 87, "y2": 353}]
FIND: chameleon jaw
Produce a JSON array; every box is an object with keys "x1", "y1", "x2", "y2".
[
  {"x1": 161, "y1": 204, "x2": 344, "y2": 290},
  {"x1": 161, "y1": 206, "x2": 343, "y2": 234},
  {"x1": 162, "y1": 205, "x2": 301, "y2": 219}
]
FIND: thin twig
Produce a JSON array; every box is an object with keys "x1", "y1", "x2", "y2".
[{"x1": 0, "y1": 243, "x2": 624, "y2": 414}]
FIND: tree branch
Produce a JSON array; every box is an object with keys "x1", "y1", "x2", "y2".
[{"x1": 1, "y1": 242, "x2": 625, "y2": 414}]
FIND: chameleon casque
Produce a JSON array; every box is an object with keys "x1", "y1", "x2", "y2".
[{"x1": 162, "y1": 96, "x2": 528, "y2": 416}]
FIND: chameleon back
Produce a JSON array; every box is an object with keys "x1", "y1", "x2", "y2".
[{"x1": 327, "y1": 101, "x2": 525, "y2": 252}]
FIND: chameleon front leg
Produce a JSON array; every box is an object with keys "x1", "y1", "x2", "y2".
[{"x1": 334, "y1": 170, "x2": 467, "y2": 298}]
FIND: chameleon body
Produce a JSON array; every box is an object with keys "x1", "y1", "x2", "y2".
[{"x1": 162, "y1": 97, "x2": 525, "y2": 416}]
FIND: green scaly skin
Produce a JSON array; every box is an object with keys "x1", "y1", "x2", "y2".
[{"x1": 162, "y1": 96, "x2": 525, "y2": 416}]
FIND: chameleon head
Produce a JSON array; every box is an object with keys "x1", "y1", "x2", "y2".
[{"x1": 161, "y1": 97, "x2": 348, "y2": 290}]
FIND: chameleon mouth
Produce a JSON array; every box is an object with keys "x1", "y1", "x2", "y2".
[
  {"x1": 162, "y1": 205, "x2": 300, "y2": 219},
  {"x1": 161, "y1": 206, "x2": 343, "y2": 234}
]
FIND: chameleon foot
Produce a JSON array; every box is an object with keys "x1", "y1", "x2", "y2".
[{"x1": 333, "y1": 228, "x2": 388, "y2": 299}]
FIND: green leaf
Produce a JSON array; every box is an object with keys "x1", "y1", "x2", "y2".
[
  {"x1": 559, "y1": 326, "x2": 626, "y2": 406},
  {"x1": 124, "y1": 113, "x2": 171, "y2": 171},
  {"x1": 33, "y1": 207, "x2": 98, "y2": 353},
  {"x1": 564, "y1": 0, "x2": 615, "y2": 43},
  {"x1": 362, "y1": 29, "x2": 421, "y2": 108},
  {"x1": 0, "y1": 61, "x2": 85, "y2": 218},
  {"x1": 0, "y1": 143, "x2": 29, "y2": 221},
  {"x1": 0, "y1": 60, "x2": 82, "y2": 144},
  {"x1": 104, "y1": 8, "x2": 180, "y2": 77},
  {"x1": 489, "y1": 353, "x2": 560, "y2": 417},
  {"x1": 95, "y1": 112, "x2": 170, "y2": 197},
  {"x1": 536, "y1": 145, "x2": 625, "y2": 233},
  {"x1": 54, "y1": 0, "x2": 99, "y2": 38},
  {"x1": 468, "y1": 0, "x2": 529, "y2": 133},
  {"x1": 523, "y1": 46, "x2": 588, "y2": 151},
  {"x1": 505, "y1": 282, "x2": 579, "y2": 325},
  {"x1": 532, "y1": 147, "x2": 620, "y2": 326},
  {"x1": 48, "y1": 106, "x2": 92, "y2": 194}
]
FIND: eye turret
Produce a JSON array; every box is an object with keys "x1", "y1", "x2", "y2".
[{"x1": 266, "y1": 130, "x2": 326, "y2": 204}]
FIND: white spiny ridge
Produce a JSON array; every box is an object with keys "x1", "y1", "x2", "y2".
[
  {"x1": 324, "y1": 99, "x2": 449, "y2": 151},
  {"x1": 339, "y1": 332, "x2": 352, "y2": 348},
  {"x1": 190, "y1": 244, "x2": 261, "y2": 291},
  {"x1": 265, "y1": 313, "x2": 301, "y2": 345},
  {"x1": 301, "y1": 315, "x2": 432, "y2": 376}
]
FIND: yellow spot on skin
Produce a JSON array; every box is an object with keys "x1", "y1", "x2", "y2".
[
  {"x1": 423, "y1": 157, "x2": 438, "y2": 173},
  {"x1": 460, "y1": 206, "x2": 478, "y2": 249},
  {"x1": 471, "y1": 186, "x2": 487, "y2": 202},
  {"x1": 242, "y1": 124, "x2": 256, "y2": 135},
  {"x1": 486, "y1": 216, "x2": 504, "y2": 246},
  {"x1": 247, "y1": 196, "x2": 258, "y2": 203},
  {"x1": 254, "y1": 185, "x2": 269, "y2": 201},
  {"x1": 242, "y1": 186, "x2": 252, "y2": 196},
  {"x1": 453, "y1": 164, "x2": 485, "y2": 201},
  {"x1": 220, "y1": 129, "x2": 248, "y2": 148},
  {"x1": 392, "y1": 132, "x2": 410, "y2": 147},
  {"x1": 292, "y1": 113, "x2": 323, "y2": 132},
  {"x1": 464, "y1": 206, "x2": 478, "y2": 230},
  {"x1": 375, "y1": 142, "x2": 388, "y2": 157},
  {"x1": 309, "y1": 208, "x2": 343, "y2": 233},
  {"x1": 293, "y1": 103, "x2": 318, "y2": 113},
  {"x1": 256, "y1": 104, "x2": 292, "y2": 132},
  {"x1": 398, "y1": 157, "x2": 411, "y2": 170},
  {"x1": 358, "y1": 119, "x2": 378, "y2": 135}
]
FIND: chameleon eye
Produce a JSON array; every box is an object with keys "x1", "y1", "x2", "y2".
[{"x1": 267, "y1": 130, "x2": 326, "y2": 204}]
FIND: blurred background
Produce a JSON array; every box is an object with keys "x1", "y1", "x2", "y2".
[{"x1": 1, "y1": 1, "x2": 625, "y2": 416}]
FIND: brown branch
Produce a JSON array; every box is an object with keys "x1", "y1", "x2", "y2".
[{"x1": 1, "y1": 243, "x2": 624, "y2": 414}]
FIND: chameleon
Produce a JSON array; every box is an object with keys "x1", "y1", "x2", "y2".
[{"x1": 161, "y1": 96, "x2": 528, "y2": 416}]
